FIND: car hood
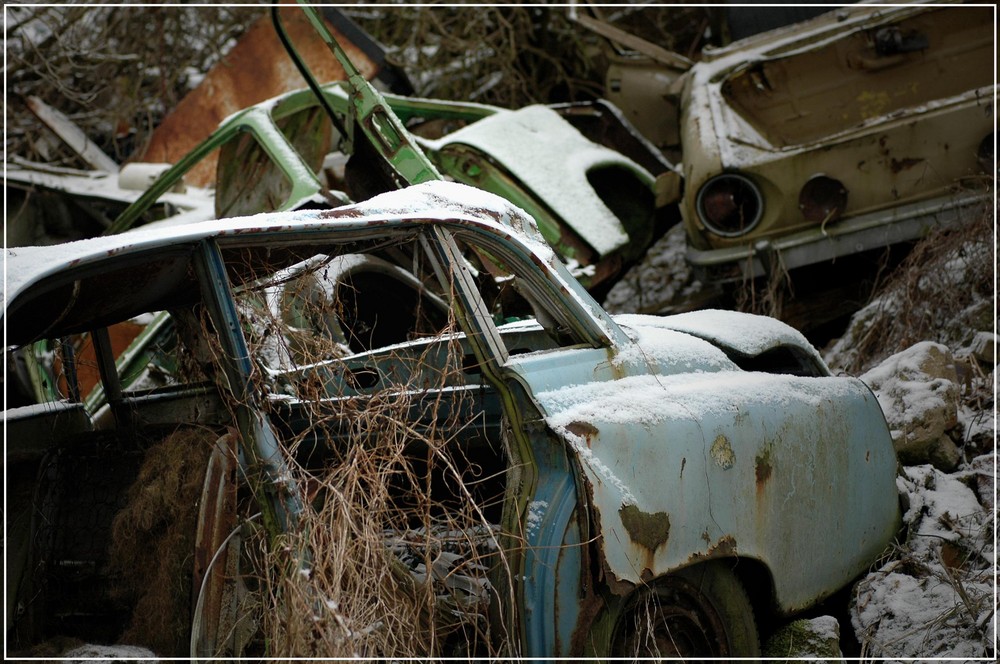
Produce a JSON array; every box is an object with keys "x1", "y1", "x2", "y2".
[{"x1": 614, "y1": 310, "x2": 828, "y2": 374}]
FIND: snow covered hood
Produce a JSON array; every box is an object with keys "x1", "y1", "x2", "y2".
[{"x1": 615, "y1": 309, "x2": 828, "y2": 374}]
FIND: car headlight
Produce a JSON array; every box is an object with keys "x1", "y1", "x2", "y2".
[
  {"x1": 798, "y1": 174, "x2": 847, "y2": 224},
  {"x1": 695, "y1": 173, "x2": 763, "y2": 237}
]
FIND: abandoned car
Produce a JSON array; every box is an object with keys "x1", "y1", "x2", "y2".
[
  {"x1": 5, "y1": 181, "x2": 900, "y2": 658},
  {"x1": 591, "y1": 2, "x2": 995, "y2": 285}
]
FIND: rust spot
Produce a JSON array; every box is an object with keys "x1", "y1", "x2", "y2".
[
  {"x1": 587, "y1": 487, "x2": 636, "y2": 597},
  {"x1": 755, "y1": 447, "x2": 773, "y2": 490},
  {"x1": 710, "y1": 434, "x2": 735, "y2": 470},
  {"x1": 618, "y1": 504, "x2": 670, "y2": 552},
  {"x1": 710, "y1": 534, "x2": 738, "y2": 557},
  {"x1": 685, "y1": 534, "x2": 739, "y2": 566},
  {"x1": 321, "y1": 207, "x2": 365, "y2": 219},
  {"x1": 567, "y1": 420, "x2": 599, "y2": 448},
  {"x1": 599, "y1": 543, "x2": 635, "y2": 596},
  {"x1": 890, "y1": 157, "x2": 924, "y2": 173},
  {"x1": 135, "y1": 8, "x2": 379, "y2": 187}
]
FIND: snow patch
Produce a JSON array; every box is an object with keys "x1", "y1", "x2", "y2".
[
  {"x1": 61, "y1": 644, "x2": 158, "y2": 662},
  {"x1": 526, "y1": 500, "x2": 548, "y2": 538},
  {"x1": 852, "y1": 464, "x2": 994, "y2": 658},
  {"x1": 422, "y1": 105, "x2": 651, "y2": 255}
]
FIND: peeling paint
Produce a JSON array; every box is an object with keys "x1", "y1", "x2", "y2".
[
  {"x1": 685, "y1": 534, "x2": 739, "y2": 565},
  {"x1": 618, "y1": 504, "x2": 670, "y2": 552},
  {"x1": 566, "y1": 420, "x2": 599, "y2": 448},
  {"x1": 710, "y1": 433, "x2": 735, "y2": 470}
]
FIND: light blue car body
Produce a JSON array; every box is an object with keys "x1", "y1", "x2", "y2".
[{"x1": 3, "y1": 182, "x2": 899, "y2": 657}]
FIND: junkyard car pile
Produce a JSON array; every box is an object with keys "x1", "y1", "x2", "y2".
[{"x1": 8, "y1": 0, "x2": 991, "y2": 658}]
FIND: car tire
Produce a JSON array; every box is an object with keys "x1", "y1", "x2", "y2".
[{"x1": 608, "y1": 561, "x2": 760, "y2": 661}]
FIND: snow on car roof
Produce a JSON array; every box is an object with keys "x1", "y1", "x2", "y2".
[{"x1": 2, "y1": 181, "x2": 545, "y2": 309}]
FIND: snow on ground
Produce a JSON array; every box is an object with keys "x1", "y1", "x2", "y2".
[
  {"x1": 851, "y1": 464, "x2": 995, "y2": 658},
  {"x1": 831, "y1": 338, "x2": 995, "y2": 659},
  {"x1": 60, "y1": 644, "x2": 158, "y2": 662}
]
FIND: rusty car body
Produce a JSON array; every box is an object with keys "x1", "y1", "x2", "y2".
[
  {"x1": 4, "y1": 181, "x2": 900, "y2": 658},
  {"x1": 586, "y1": 2, "x2": 994, "y2": 286}
]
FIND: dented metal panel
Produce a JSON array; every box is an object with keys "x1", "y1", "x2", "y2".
[{"x1": 510, "y1": 317, "x2": 900, "y2": 615}]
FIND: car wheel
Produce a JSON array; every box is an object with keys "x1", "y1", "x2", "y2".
[
  {"x1": 190, "y1": 435, "x2": 263, "y2": 658},
  {"x1": 609, "y1": 561, "x2": 759, "y2": 661}
]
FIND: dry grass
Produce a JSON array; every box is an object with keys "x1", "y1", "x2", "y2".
[
  {"x1": 108, "y1": 427, "x2": 215, "y2": 656},
  {"x1": 185, "y1": 252, "x2": 519, "y2": 658},
  {"x1": 838, "y1": 202, "x2": 995, "y2": 375}
]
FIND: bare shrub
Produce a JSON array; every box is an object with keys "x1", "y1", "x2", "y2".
[
  {"x1": 6, "y1": 4, "x2": 261, "y2": 165},
  {"x1": 345, "y1": 4, "x2": 711, "y2": 108},
  {"x1": 826, "y1": 202, "x2": 996, "y2": 376}
]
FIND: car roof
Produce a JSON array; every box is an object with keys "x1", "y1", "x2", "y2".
[{"x1": 3, "y1": 182, "x2": 551, "y2": 346}]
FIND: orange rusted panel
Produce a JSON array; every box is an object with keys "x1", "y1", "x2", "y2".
[
  {"x1": 134, "y1": 4, "x2": 379, "y2": 187},
  {"x1": 55, "y1": 321, "x2": 145, "y2": 399}
]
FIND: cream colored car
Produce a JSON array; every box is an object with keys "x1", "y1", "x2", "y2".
[{"x1": 595, "y1": 3, "x2": 994, "y2": 284}]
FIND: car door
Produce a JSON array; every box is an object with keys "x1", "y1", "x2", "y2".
[{"x1": 421, "y1": 223, "x2": 625, "y2": 656}]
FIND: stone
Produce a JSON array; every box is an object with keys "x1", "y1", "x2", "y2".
[
  {"x1": 860, "y1": 342, "x2": 962, "y2": 471},
  {"x1": 763, "y1": 615, "x2": 843, "y2": 661},
  {"x1": 969, "y1": 331, "x2": 996, "y2": 364}
]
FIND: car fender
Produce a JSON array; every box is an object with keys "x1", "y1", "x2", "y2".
[{"x1": 533, "y1": 367, "x2": 899, "y2": 615}]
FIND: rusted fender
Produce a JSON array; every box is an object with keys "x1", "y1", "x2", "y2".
[
  {"x1": 520, "y1": 323, "x2": 899, "y2": 615},
  {"x1": 134, "y1": 7, "x2": 379, "y2": 187}
]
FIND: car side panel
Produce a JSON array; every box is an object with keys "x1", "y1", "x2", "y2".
[{"x1": 525, "y1": 365, "x2": 899, "y2": 614}]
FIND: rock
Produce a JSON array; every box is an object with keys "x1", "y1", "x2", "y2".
[
  {"x1": 861, "y1": 342, "x2": 962, "y2": 470},
  {"x1": 968, "y1": 331, "x2": 996, "y2": 364},
  {"x1": 926, "y1": 435, "x2": 962, "y2": 472},
  {"x1": 763, "y1": 615, "x2": 842, "y2": 661},
  {"x1": 602, "y1": 224, "x2": 707, "y2": 315},
  {"x1": 61, "y1": 644, "x2": 158, "y2": 662},
  {"x1": 966, "y1": 453, "x2": 997, "y2": 513}
]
